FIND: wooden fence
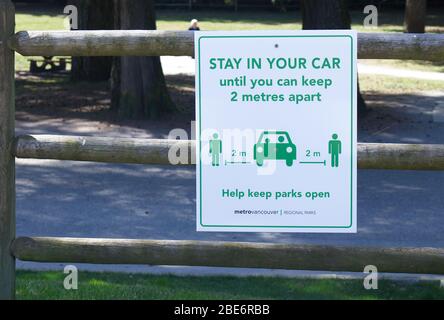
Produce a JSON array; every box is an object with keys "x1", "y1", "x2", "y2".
[{"x1": 1, "y1": 0, "x2": 444, "y2": 299}]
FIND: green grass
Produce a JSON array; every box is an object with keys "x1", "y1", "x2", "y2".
[
  {"x1": 13, "y1": 7, "x2": 444, "y2": 73},
  {"x1": 155, "y1": 8, "x2": 444, "y2": 33},
  {"x1": 360, "y1": 59, "x2": 444, "y2": 74},
  {"x1": 15, "y1": 7, "x2": 66, "y2": 71},
  {"x1": 359, "y1": 74, "x2": 444, "y2": 93},
  {"x1": 16, "y1": 270, "x2": 444, "y2": 300}
]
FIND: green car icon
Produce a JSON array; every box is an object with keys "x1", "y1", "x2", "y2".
[{"x1": 254, "y1": 131, "x2": 297, "y2": 167}]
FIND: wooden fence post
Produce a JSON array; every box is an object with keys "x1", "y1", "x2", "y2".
[{"x1": 0, "y1": 0, "x2": 15, "y2": 300}]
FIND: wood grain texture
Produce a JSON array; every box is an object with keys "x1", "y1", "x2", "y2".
[
  {"x1": 357, "y1": 143, "x2": 444, "y2": 170},
  {"x1": 14, "y1": 135, "x2": 444, "y2": 170},
  {"x1": 7, "y1": 30, "x2": 444, "y2": 61},
  {"x1": 11, "y1": 237, "x2": 444, "y2": 275},
  {"x1": 0, "y1": 0, "x2": 15, "y2": 300},
  {"x1": 357, "y1": 32, "x2": 444, "y2": 60},
  {"x1": 14, "y1": 135, "x2": 194, "y2": 165},
  {"x1": 9, "y1": 30, "x2": 194, "y2": 57}
]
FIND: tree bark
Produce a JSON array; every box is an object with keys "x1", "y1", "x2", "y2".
[
  {"x1": 302, "y1": 0, "x2": 350, "y2": 30},
  {"x1": 404, "y1": 0, "x2": 427, "y2": 33},
  {"x1": 70, "y1": 0, "x2": 114, "y2": 81},
  {"x1": 0, "y1": 0, "x2": 16, "y2": 300},
  {"x1": 302, "y1": 0, "x2": 367, "y2": 117},
  {"x1": 110, "y1": 0, "x2": 121, "y2": 112},
  {"x1": 111, "y1": 0, "x2": 174, "y2": 119}
]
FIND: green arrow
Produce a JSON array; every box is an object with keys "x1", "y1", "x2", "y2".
[
  {"x1": 299, "y1": 160, "x2": 326, "y2": 166},
  {"x1": 225, "y1": 161, "x2": 251, "y2": 165}
]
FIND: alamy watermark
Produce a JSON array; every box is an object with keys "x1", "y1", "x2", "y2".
[
  {"x1": 363, "y1": 265, "x2": 378, "y2": 290},
  {"x1": 363, "y1": 5, "x2": 378, "y2": 28},
  {"x1": 63, "y1": 265, "x2": 78, "y2": 290},
  {"x1": 63, "y1": 5, "x2": 78, "y2": 30},
  {"x1": 167, "y1": 122, "x2": 285, "y2": 175}
]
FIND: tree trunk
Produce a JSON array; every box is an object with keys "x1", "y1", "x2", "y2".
[
  {"x1": 110, "y1": 0, "x2": 121, "y2": 112},
  {"x1": 302, "y1": 0, "x2": 367, "y2": 117},
  {"x1": 70, "y1": 0, "x2": 114, "y2": 81},
  {"x1": 111, "y1": 0, "x2": 174, "y2": 119},
  {"x1": 404, "y1": 0, "x2": 427, "y2": 33},
  {"x1": 302, "y1": 0, "x2": 350, "y2": 30}
]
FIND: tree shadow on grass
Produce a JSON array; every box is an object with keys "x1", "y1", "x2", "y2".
[
  {"x1": 15, "y1": 72, "x2": 195, "y2": 138},
  {"x1": 360, "y1": 91, "x2": 444, "y2": 144},
  {"x1": 16, "y1": 72, "x2": 444, "y2": 144}
]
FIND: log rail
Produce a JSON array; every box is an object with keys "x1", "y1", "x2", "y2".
[
  {"x1": 7, "y1": 31, "x2": 444, "y2": 61},
  {"x1": 13, "y1": 135, "x2": 444, "y2": 171}
]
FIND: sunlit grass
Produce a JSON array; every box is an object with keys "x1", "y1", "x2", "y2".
[
  {"x1": 16, "y1": 270, "x2": 444, "y2": 300},
  {"x1": 15, "y1": 10, "x2": 65, "y2": 71},
  {"x1": 359, "y1": 74, "x2": 444, "y2": 93},
  {"x1": 360, "y1": 59, "x2": 444, "y2": 74}
]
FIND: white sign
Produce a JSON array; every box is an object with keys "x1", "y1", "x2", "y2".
[{"x1": 195, "y1": 31, "x2": 357, "y2": 233}]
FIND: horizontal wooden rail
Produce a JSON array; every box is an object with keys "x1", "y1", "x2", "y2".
[
  {"x1": 358, "y1": 142, "x2": 444, "y2": 170},
  {"x1": 10, "y1": 30, "x2": 194, "y2": 57},
  {"x1": 11, "y1": 237, "x2": 444, "y2": 275},
  {"x1": 8, "y1": 31, "x2": 444, "y2": 60},
  {"x1": 14, "y1": 135, "x2": 192, "y2": 165},
  {"x1": 14, "y1": 135, "x2": 444, "y2": 170}
]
